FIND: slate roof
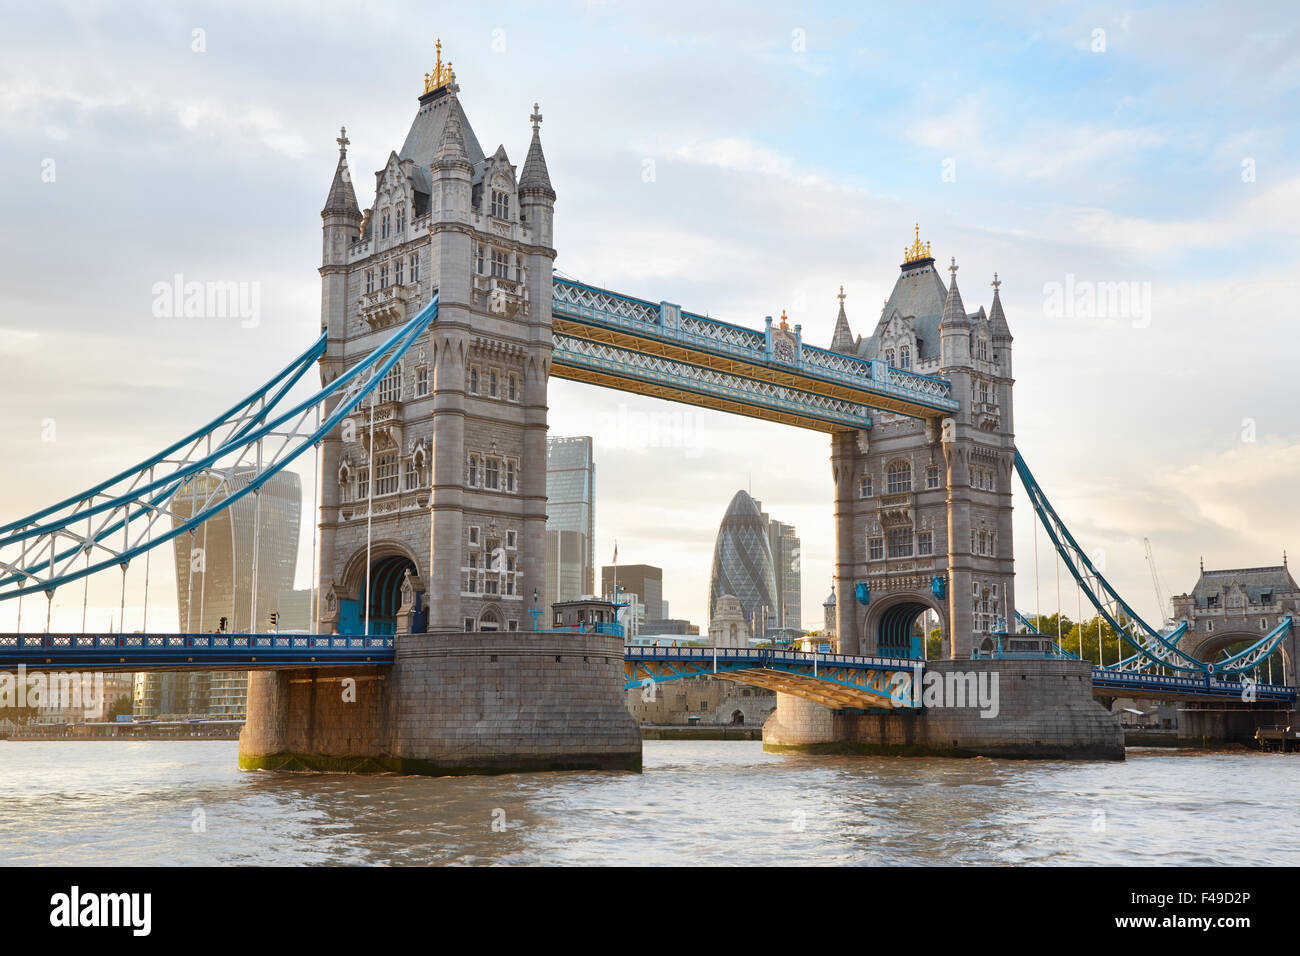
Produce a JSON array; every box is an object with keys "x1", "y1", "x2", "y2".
[{"x1": 1189, "y1": 565, "x2": 1298, "y2": 605}]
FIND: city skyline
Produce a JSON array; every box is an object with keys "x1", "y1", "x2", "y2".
[{"x1": 1, "y1": 2, "x2": 1298, "y2": 633}]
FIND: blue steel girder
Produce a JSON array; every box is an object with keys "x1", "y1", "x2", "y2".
[
  {"x1": 1091, "y1": 668, "x2": 1296, "y2": 704},
  {"x1": 0, "y1": 295, "x2": 439, "y2": 600},
  {"x1": 552, "y1": 333, "x2": 872, "y2": 432},
  {"x1": 0, "y1": 633, "x2": 395, "y2": 671},
  {"x1": 624, "y1": 646, "x2": 918, "y2": 710},
  {"x1": 551, "y1": 278, "x2": 957, "y2": 424}
]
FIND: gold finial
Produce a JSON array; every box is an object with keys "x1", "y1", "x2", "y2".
[
  {"x1": 424, "y1": 38, "x2": 457, "y2": 94},
  {"x1": 903, "y1": 223, "x2": 932, "y2": 263},
  {"x1": 837, "y1": 285, "x2": 846, "y2": 306},
  {"x1": 779, "y1": 309, "x2": 790, "y2": 331}
]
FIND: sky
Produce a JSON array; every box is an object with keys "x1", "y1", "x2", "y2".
[{"x1": 1, "y1": 0, "x2": 1298, "y2": 633}]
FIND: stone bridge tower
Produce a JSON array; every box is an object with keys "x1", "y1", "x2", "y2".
[
  {"x1": 828, "y1": 231, "x2": 1017, "y2": 659},
  {"x1": 315, "y1": 49, "x2": 555, "y2": 636}
]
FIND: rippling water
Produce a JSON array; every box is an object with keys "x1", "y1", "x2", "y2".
[{"x1": 2, "y1": 740, "x2": 1297, "y2": 865}]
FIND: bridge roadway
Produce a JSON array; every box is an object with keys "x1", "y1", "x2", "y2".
[{"x1": 0, "y1": 635, "x2": 1293, "y2": 707}]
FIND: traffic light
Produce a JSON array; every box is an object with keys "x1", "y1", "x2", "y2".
[
  {"x1": 218, "y1": 616, "x2": 228, "y2": 633},
  {"x1": 269, "y1": 612, "x2": 279, "y2": 630}
]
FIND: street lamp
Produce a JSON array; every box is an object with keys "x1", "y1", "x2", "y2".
[{"x1": 527, "y1": 588, "x2": 541, "y2": 631}]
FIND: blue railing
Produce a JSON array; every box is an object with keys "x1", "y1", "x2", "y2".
[
  {"x1": 0, "y1": 633, "x2": 395, "y2": 669},
  {"x1": 1091, "y1": 668, "x2": 1295, "y2": 703}
]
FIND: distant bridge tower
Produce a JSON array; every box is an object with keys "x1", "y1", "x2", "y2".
[
  {"x1": 828, "y1": 234, "x2": 1016, "y2": 658},
  {"x1": 316, "y1": 52, "x2": 556, "y2": 636}
]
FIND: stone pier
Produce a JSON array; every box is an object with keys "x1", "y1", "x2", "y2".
[
  {"x1": 763, "y1": 658, "x2": 1124, "y2": 760},
  {"x1": 239, "y1": 632, "x2": 642, "y2": 774}
]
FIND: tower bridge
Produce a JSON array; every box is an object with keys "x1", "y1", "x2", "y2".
[{"x1": 0, "y1": 50, "x2": 1293, "y2": 769}]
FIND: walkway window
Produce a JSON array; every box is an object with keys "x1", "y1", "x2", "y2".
[
  {"x1": 886, "y1": 459, "x2": 912, "y2": 494},
  {"x1": 887, "y1": 527, "x2": 913, "y2": 558}
]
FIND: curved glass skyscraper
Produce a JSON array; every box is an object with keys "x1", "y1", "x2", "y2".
[{"x1": 708, "y1": 490, "x2": 778, "y2": 633}]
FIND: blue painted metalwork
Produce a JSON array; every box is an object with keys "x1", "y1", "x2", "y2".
[
  {"x1": 623, "y1": 645, "x2": 919, "y2": 709},
  {"x1": 541, "y1": 622, "x2": 625, "y2": 637},
  {"x1": 1014, "y1": 449, "x2": 1291, "y2": 676},
  {"x1": 0, "y1": 632, "x2": 394, "y2": 670},
  {"x1": 0, "y1": 295, "x2": 439, "y2": 601},
  {"x1": 550, "y1": 277, "x2": 959, "y2": 418},
  {"x1": 1091, "y1": 668, "x2": 1295, "y2": 703}
]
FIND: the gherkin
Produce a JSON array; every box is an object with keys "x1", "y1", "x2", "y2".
[{"x1": 708, "y1": 490, "x2": 777, "y2": 634}]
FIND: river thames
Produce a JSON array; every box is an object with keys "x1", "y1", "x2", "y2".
[{"x1": 2, "y1": 740, "x2": 1297, "y2": 866}]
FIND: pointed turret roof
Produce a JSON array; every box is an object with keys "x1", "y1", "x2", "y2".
[
  {"x1": 940, "y1": 257, "x2": 969, "y2": 329},
  {"x1": 989, "y1": 272, "x2": 1012, "y2": 341},
  {"x1": 322, "y1": 126, "x2": 360, "y2": 218},
  {"x1": 830, "y1": 286, "x2": 855, "y2": 353},
  {"x1": 434, "y1": 93, "x2": 471, "y2": 165},
  {"x1": 519, "y1": 102, "x2": 555, "y2": 198}
]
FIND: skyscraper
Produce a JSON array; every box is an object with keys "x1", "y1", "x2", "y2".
[
  {"x1": 760, "y1": 510, "x2": 801, "y2": 631},
  {"x1": 601, "y1": 564, "x2": 662, "y2": 622},
  {"x1": 708, "y1": 490, "x2": 778, "y2": 637},
  {"x1": 546, "y1": 436, "x2": 594, "y2": 614},
  {"x1": 135, "y1": 467, "x2": 301, "y2": 718}
]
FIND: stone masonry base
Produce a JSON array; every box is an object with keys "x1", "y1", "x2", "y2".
[
  {"x1": 763, "y1": 658, "x2": 1125, "y2": 760},
  {"x1": 238, "y1": 632, "x2": 642, "y2": 775}
]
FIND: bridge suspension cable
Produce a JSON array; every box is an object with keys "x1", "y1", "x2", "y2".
[
  {"x1": 0, "y1": 294, "x2": 439, "y2": 607},
  {"x1": 1013, "y1": 449, "x2": 1291, "y2": 676}
]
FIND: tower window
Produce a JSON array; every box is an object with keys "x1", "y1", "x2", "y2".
[
  {"x1": 860, "y1": 475, "x2": 873, "y2": 498},
  {"x1": 365, "y1": 269, "x2": 374, "y2": 294},
  {"x1": 886, "y1": 459, "x2": 912, "y2": 495},
  {"x1": 475, "y1": 244, "x2": 485, "y2": 275},
  {"x1": 900, "y1": 344, "x2": 911, "y2": 369},
  {"x1": 917, "y1": 531, "x2": 933, "y2": 555},
  {"x1": 374, "y1": 452, "x2": 400, "y2": 496},
  {"x1": 395, "y1": 258, "x2": 404, "y2": 285},
  {"x1": 491, "y1": 249, "x2": 509, "y2": 278},
  {"x1": 869, "y1": 536, "x2": 884, "y2": 561},
  {"x1": 469, "y1": 366, "x2": 479, "y2": 394},
  {"x1": 415, "y1": 366, "x2": 429, "y2": 396},
  {"x1": 508, "y1": 373, "x2": 518, "y2": 401},
  {"x1": 489, "y1": 369, "x2": 498, "y2": 397},
  {"x1": 887, "y1": 527, "x2": 913, "y2": 558},
  {"x1": 396, "y1": 207, "x2": 406, "y2": 233},
  {"x1": 381, "y1": 212, "x2": 390, "y2": 239},
  {"x1": 885, "y1": 348, "x2": 895, "y2": 366},
  {"x1": 468, "y1": 455, "x2": 479, "y2": 486},
  {"x1": 484, "y1": 458, "x2": 499, "y2": 490},
  {"x1": 926, "y1": 465, "x2": 940, "y2": 490},
  {"x1": 505, "y1": 459, "x2": 516, "y2": 492},
  {"x1": 411, "y1": 253, "x2": 420, "y2": 283},
  {"x1": 490, "y1": 189, "x2": 510, "y2": 220},
  {"x1": 380, "y1": 264, "x2": 389, "y2": 289}
]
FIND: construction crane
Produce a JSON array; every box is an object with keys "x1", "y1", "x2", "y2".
[{"x1": 1143, "y1": 538, "x2": 1174, "y2": 630}]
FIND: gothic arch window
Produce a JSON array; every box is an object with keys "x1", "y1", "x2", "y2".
[
  {"x1": 885, "y1": 347, "x2": 896, "y2": 366},
  {"x1": 900, "y1": 344, "x2": 911, "y2": 369},
  {"x1": 886, "y1": 459, "x2": 912, "y2": 495},
  {"x1": 396, "y1": 206, "x2": 406, "y2": 233}
]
